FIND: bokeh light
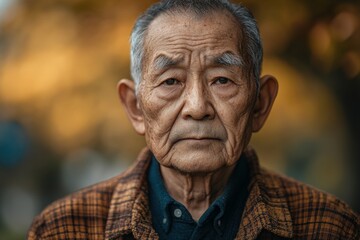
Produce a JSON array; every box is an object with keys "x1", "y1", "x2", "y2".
[{"x1": 0, "y1": 1, "x2": 359, "y2": 239}]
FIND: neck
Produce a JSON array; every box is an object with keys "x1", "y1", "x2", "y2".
[{"x1": 160, "y1": 165, "x2": 236, "y2": 221}]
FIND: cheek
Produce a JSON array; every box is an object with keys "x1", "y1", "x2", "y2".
[
  {"x1": 140, "y1": 92, "x2": 183, "y2": 155},
  {"x1": 215, "y1": 94, "x2": 255, "y2": 162},
  {"x1": 216, "y1": 93, "x2": 253, "y2": 127}
]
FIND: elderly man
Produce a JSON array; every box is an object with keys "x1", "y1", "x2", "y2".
[{"x1": 28, "y1": 0, "x2": 359, "y2": 239}]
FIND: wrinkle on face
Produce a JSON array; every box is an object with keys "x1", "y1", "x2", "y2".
[{"x1": 139, "y1": 11, "x2": 258, "y2": 173}]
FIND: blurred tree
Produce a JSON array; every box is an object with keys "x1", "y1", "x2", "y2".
[{"x1": 0, "y1": 0, "x2": 359, "y2": 239}]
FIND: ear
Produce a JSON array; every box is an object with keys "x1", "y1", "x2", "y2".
[
  {"x1": 117, "y1": 79, "x2": 145, "y2": 135},
  {"x1": 252, "y1": 75, "x2": 278, "y2": 132}
]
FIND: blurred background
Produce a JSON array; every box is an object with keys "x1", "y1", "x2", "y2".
[{"x1": 0, "y1": 0, "x2": 359, "y2": 238}]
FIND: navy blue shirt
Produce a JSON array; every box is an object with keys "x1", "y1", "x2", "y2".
[{"x1": 147, "y1": 155, "x2": 249, "y2": 240}]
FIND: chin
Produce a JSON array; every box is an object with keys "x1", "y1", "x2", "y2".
[{"x1": 169, "y1": 152, "x2": 227, "y2": 174}]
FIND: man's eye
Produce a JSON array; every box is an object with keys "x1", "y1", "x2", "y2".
[
  {"x1": 215, "y1": 77, "x2": 231, "y2": 85},
  {"x1": 163, "y1": 78, "x2": 179, "y2": 85}
]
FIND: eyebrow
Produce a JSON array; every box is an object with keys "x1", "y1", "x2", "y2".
[
  {"x1": 153, "y1": 55, "x2": 183, "y2": 71},
  {"x1": 212, "y1": 52, "x2": 244, "y2": 67},
  {"x1": 152, "y1": 52, "x2": 243, "y2": 71}
]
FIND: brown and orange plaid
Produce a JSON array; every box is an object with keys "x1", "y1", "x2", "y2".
[{"x1": 28, "y1": 147, "x2": 359, "y2": 239}]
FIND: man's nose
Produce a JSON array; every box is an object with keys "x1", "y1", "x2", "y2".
[{"x1": 181, "y1": 83, "x2": 215, "y2": 120}]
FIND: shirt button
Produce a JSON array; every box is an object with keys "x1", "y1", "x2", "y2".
[
  {"x1": 217, "y1": 219, "x2": 221, "y2": 226},
  {"x1": 173, "y1": 208, "x2": 182, "y2": 218},
  {"x1": 162, "y1": 218, "x2": 167, "y2": 224}
]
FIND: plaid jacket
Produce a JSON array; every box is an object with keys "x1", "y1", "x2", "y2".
[{"x1": 28, "y1": 147, "x2": 359, "y2": 239}]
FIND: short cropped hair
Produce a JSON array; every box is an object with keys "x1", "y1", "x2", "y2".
[{"x1": 130, "y1": 0, "x2": 262, "y2": 90}]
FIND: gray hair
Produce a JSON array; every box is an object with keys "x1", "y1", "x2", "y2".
[{"x1": 130, "y1": 0, "x2": 262, "y2": 90}]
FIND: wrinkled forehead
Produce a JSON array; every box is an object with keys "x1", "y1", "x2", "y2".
[{"x1": 142, "y1": 9, "x2": 244, "y2": 66}]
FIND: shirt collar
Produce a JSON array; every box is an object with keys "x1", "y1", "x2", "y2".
[
  {"x1": 148, "y1": 154, "x2": 250, "y2": 236},
  {"x1": 147, "y1": 156, "x2": 173, "y2": 233}
]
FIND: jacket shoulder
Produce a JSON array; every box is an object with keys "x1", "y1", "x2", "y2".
[
  {"x1": 260, "y1": 168, "x2": 359, "y2": 239},
  {"x1": 27, "y1": 173, "x2": 124, "y2": 239}
]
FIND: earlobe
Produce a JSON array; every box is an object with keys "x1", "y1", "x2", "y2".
[
  {"x1": 252, "y1": 75, "x2": 278, "y2": 132},
  {"x1": 117, "y1": 79, "x2": 145, "y2": 135}
]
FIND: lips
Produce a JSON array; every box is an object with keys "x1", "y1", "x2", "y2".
[
  {"x1": 180, "y1": 137, "x2": 219, "y2": 140},
  {"x1": 170, "y1": 124, "x2": 227, "y2": 144},
  {"x1": 174, "y1": 137, "x2": 221, "y2": 143}
]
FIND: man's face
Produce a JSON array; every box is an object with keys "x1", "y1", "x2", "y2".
[{"x1": 137, "y1": 11, "x2": 258, "y2": 173}]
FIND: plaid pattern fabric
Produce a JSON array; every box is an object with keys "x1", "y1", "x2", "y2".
[{"x1": 28, "y1": 147, "x2": 359, "y2": 239}]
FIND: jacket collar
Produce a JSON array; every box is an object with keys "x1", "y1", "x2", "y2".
[
  {"x1": 105, "y1": 148, "x2": 158, "y2": 239},
  {"x1": 105, "y1": 147, "x2": 293, "y2": 240},
  {"x1": 236, "y1": 147, "x2": 293, "y2": 239}
]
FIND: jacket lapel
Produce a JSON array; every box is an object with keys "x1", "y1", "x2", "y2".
[
  {"x1": 105, "y1": 148, "x2": 158, "y2": 239},
  {"x1": 236, "y1": 147, "x2": 293, "y2": 239}
]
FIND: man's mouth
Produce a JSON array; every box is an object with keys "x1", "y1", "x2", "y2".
[{"x1": 175, "y1": 137, "x2": 221, "y2": 143}]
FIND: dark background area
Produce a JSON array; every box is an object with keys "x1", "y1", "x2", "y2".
[{"x1": 0, "y1": 0, "x2": 359, "y2": 239}]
